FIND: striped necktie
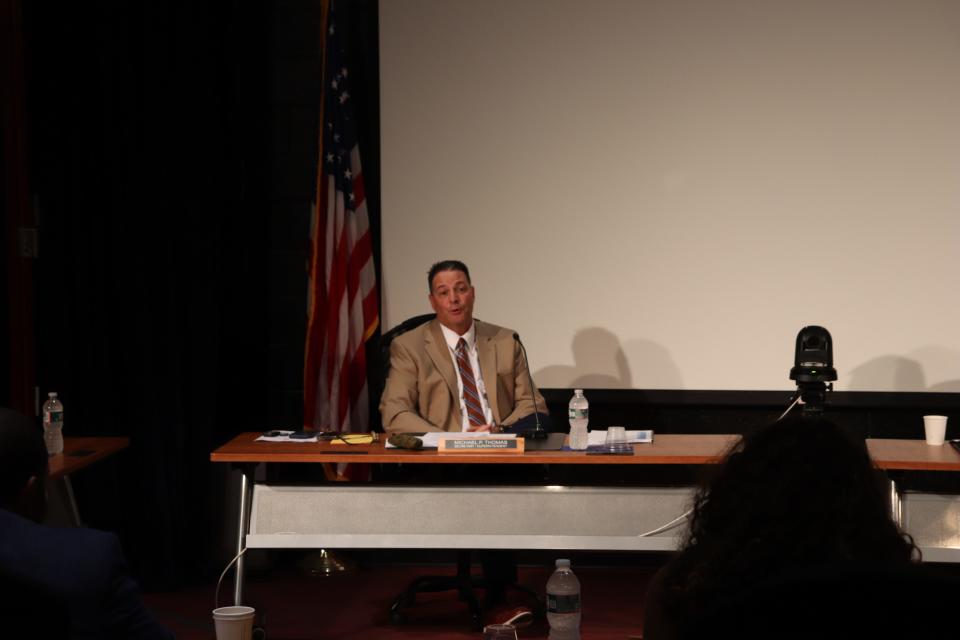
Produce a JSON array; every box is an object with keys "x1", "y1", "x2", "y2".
[{"x1": 456, "y1": 338, "x2": 485, "y2": 427}]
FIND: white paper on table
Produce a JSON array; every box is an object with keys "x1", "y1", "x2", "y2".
[
  {"x1": 587, "y1": 429, "x2": 654, "y2": 446},
  {"x1": 386, "y1": 432, "x2": 518, "y2": 449},
  {"x1": 255, "y1": 430, "x2": 320, "y2": 443}
]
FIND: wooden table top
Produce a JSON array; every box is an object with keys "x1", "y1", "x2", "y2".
[
  {"x1": 866, "y1": 438, "x2": 960, "y2": 471},
  {"x1": 48, "y1": 436, "x2": 131, "y2": 479},
  {"x1": 210, "y1": 432, "x2": 741, "y2": 465}
]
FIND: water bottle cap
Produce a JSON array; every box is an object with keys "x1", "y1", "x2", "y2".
[
  {"x1": 48, "y1": 392, "x2": 57, "y2": 398},
  {"x1": 574, "y1": 389, "x2": 583, "y2": 396},
  {"x1": 555, "y1": 558, "x2": 571, "y2": 568}
]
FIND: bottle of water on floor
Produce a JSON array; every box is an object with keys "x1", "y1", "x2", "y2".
[
  {"x1": 546, "y1": 558, "x2": 581, "y2": 640},
  {"x1": 568, "y1": 389, "x2": 589, "y2": 450},
  {"x1": 42, "y1": 391, "x2": 64, "y2": 455}
]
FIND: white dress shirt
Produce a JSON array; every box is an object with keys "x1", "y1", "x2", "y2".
[{"x1": 439, "y1": 322, "x2": 495, "y2": 431}]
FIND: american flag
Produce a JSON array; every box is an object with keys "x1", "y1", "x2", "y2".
[{"x1": 304, "y1": 0, "x2": 378, "y2": 434}]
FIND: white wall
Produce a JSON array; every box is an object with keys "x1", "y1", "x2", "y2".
[{"x1": 379, "y1": 0, "x2": 960, "y2": 392}]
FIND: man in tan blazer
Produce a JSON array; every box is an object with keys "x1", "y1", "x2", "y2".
[
  {"x1": 380, "y1": 260, "x2": 546, "y2": 434},
  {"x1": 378, "y1": 260, "x2": 546, "y2": 626}
]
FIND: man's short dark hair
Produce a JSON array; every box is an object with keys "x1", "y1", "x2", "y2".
[
  {"x1": 427, "y1": 260, "x2": 471, "y2": 292},
  {"x1": 0, "y1": 408, "x2": 48, "y2": 509}
]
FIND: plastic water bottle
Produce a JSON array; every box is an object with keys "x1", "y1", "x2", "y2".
[
  {"x1": 567, "y1": 389, "x2": 589, "y2": 450},
  {"x1": 42, "y1": 392, "x2": 64, "y2": 455},
  {"x1": 546, "y1": 558, "x2": 581, "y2": 640}
]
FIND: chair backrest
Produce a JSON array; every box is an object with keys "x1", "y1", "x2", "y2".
[{"x1": 379, "y1": 314, "x2": 436, "y2": 385}]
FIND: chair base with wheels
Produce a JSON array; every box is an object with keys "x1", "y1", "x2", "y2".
[
  {"x1": 389, "y1": 551, "x2": 486, "y2": 628},
  {"x1": 388, "y1": 551, "x2": 544, "y2": 630}
]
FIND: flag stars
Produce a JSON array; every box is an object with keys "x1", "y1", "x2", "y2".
[
  {"x1": 339, "y1": 91, "x2": 349, "y2": 104},
  {"x1": 344, "y1": 168, "x2": 352, "y2": 179},
  {"x1": 326, "y1": 153, "x2": 334, "y2": 163}
]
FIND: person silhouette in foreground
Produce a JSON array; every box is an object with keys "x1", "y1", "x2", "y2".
[
  {"x1": 0, "y1": 407, "x2": 173, "y2": 639},
  {"x1": 642, "y1": 415, "x2": 949, "y2": 640}
]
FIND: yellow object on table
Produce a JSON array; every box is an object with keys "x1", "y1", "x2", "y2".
[{"x1": 330, "y1": 433, "x2": 375, "y2": 445}]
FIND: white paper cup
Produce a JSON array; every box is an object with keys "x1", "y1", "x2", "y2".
[
  {"x1": 923, "y1": 415, "x2": 948, "y2": 446},
  {"x1": 213, "y1": 606, "x2": 255, "y2": 640}
]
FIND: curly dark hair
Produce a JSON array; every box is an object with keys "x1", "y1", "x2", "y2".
[{"x1": 658, "y1": 416, "x2": 917, "y2": 628}]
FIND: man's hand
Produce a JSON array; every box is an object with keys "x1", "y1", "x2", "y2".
[{"x1": 466, "y1": 424, "x2": 493, "y2": 433}]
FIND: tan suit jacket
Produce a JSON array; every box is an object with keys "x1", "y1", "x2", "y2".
[{"x1": 379, "y1": 319, "x2": 546, "y2": 433}]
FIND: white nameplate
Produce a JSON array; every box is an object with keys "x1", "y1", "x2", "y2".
[{"x1": 437, "y1": 437, "x2": 525, "y2": 454}]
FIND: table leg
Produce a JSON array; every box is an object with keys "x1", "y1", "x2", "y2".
[
  {"x1": 888, "y1": 476, "x2": 902, "y2": 528},
  {"x1": 62, "y1": 475, "x2": 83, "y2": 527},
  {"x1": 234, "y1": 464, "x2": 255, "y2": 606}
]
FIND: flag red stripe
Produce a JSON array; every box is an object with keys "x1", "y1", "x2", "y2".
[
  {"x1": 323, "y1": 217, "x2": 349, "y2": 399},
  {"x1": 303, "y1": 161, "x2": 334, "y2": 427},
  {"x1": 361, "y1": 283, "x2": 378, "y2": 339},
  {"x1": 352, "y1": 173, "x2": 366, "y2": 210}
]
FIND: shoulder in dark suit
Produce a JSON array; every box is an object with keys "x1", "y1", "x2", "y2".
[
  {"x1": 0, "y1": 507, "x2": 173, "y2": 640},
  {"x1": 0, "y1": 406, "x2": 173, "y2": 640}
]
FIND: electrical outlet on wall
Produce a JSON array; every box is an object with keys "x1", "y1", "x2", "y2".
[{"x1": 18, "y1": 227, "x2": 38, "y2": 258}]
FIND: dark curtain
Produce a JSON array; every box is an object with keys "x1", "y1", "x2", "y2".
[{"x1": 23, "y1": 0, "x2": 380, "y2": 588}]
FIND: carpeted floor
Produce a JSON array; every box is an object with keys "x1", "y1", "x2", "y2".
[{"x1": 142, "y1": 561, "x2": 660, "y2": 639}]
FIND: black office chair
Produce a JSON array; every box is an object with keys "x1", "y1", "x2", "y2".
[{"x1": 380, "y1": 313, "x2": 490, "y2": 628}]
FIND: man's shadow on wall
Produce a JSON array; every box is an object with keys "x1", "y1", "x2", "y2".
[
  {"x1": 534, "y1": 327, "x2": 683, "y2": 389},
  {"x1": 847, "y1": 347, "x2": 960, "y2": 392},
  {"x1": 536, "y1": 328, "x2": 631, "y2": 388}
]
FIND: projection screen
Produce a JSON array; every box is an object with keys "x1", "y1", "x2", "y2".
[{"x1": 379, "y1": 0, "x2": 960, "y2": 392}]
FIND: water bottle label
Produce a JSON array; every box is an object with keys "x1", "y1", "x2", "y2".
[
  {"x1": 567, "y1": 408, "x2": 588, "y2": 420},
  {"x1": 547, "y1": 593, "x2": 581, "y2": 614},
  {"x1": 44, "y1": 410, "x2": 63, "y2": 425}
]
